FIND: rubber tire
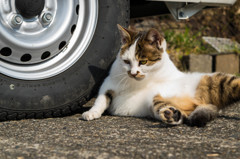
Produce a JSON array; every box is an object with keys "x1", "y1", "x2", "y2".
[{"x1": 0, "y1": 0, "x2": 130, "y2": 121}]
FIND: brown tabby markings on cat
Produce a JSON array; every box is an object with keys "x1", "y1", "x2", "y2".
[
  {"x1": 105, "y1": 90, "x2": 115, "y2": 105},
  {"x1": 117, "y1": 24, "x2": 164, "y2": 66},
  {"x1": 153, "y1": 72, "x2": 240, "y2": 126},
  {"x1": 117, "y1": 24, "x2": 139, "y2": 56},
  {"x1": 195, "y1": 73, "x2": 240, "y2": 108},
  {"x1": 153, "y1": 95, "x2": 197, "y2": 116},
  {"x1": 135, "y1": 29, "x2": 164, "y2": 66},
  {"x1": 153, "y1": 95, "x2": 197, "y2": 123}
]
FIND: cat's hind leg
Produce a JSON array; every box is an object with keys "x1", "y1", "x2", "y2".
[
  {"x1": 152, "y1": 94, "x2": 218, "y2": 126},
  {"x1": 152, "y1": 95, "x2": 186, "y2": 125},
  {"x1": 152, "y1": 95, "x2": 197, "y2": 125}
]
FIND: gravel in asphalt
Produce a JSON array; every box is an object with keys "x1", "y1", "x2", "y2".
[{"x1": 0, "y1": 100, "x2": 239, "y2": 159}]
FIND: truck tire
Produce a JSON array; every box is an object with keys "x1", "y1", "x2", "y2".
[{"x1": 0, "y1": 0, "x2": 129, "y2": 121}]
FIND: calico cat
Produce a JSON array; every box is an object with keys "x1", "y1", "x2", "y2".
[{"x1": 82, "y1": 24, "x2": 240, "y2": 127}]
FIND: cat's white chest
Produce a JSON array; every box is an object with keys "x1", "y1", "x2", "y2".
[
  {"x1": 107, "y1": 80, "x2": 170, "y2": 117},
  {"x1": 108, "y1": 84, "x2": 155, "y2": 117}
]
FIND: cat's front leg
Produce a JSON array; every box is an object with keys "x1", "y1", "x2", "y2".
[
  {"x1": 82, "y1": 93, "x2": 112, "y2": 120},
  {"x1": 82, "y1": 78, "x2": 114, "y2": 121},
  {"x1": 152, "y1": 95, "x2": 186, "y2": 125}
]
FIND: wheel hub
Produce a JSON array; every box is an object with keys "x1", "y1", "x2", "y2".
[
  {"x1": 15, "y1": 0, "x2": 45, "y2": 18},
  {"x1": 0, "y1": 0, "x2": 98, "y2": 80}
]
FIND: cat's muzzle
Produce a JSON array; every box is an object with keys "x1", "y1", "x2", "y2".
[{"x1": 128, "y1": 71, "x2": 145, "y2": 81}]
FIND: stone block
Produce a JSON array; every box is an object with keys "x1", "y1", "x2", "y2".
[
  {"x1": 189, "y1": 54, "x2": 212, "y2": 73},
  {"x1": 215, "y1": 53, "x2": 239, "y2": 74}
]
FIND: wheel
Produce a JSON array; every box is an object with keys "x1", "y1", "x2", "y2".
[{"x1": 0, "y1": 0, "x2": 130, "y2": 120}]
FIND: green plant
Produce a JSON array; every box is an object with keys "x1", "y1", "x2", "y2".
[
  {"x1": 164, "y1": 27, "x2": 214, "y2": 55},
  {"x1": 232, "y1": 43, "x2": 240, "y2": 54}
]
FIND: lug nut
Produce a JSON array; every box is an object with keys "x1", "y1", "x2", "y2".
[
  {"x1": 11, "y1": 14, "x2": 23, "y2": 26},
  {"x1": 42, "y1": 13, "x2": 53, "y2": 23}
]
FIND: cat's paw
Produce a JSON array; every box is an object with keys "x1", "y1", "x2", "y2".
[
  {"x1": 158, "y1": 106, "x2": 183, "y2": 125},
  {"x1": 82, "y1": 111, "x2": 101, "y2": 121},
  {"x1": 187, "y1": 105, "x2": 217, "y2": 127}
]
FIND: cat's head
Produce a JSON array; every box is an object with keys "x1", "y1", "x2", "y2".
[{"x1": 117, "y1": 24, "x2": 167, "y2": 81}]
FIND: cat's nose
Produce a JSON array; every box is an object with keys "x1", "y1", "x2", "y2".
[
  {"x1": 131, "y1": 73, "x2": 137, "y2": 77},
  {"x1": 131, "y1": 71, "x2": 140, "y2": 77}
]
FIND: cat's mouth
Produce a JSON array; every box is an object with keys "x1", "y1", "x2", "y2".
[{"x1": 127, "y1": 71, "x2": 145, "y2": 81}]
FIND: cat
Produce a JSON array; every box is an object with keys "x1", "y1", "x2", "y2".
[{"x1": 82, "y1": 24, "x2": 240, "y2": 127}]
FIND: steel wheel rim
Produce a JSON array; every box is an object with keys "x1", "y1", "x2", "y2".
[{"x1": 0, "y1": 0, "x2": 98, "y2": 80}]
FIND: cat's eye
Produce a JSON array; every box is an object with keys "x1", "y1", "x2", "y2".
[
  {"x1": 123, "y1": 60, "x2": 130, "y2": 65},
  {"x1": 139, "y1": 60, "x2": 147, "y2": 65}
]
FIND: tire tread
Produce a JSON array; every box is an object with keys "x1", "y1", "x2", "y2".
[{"x1": 0, "y1": 96, "x2": 88, "y2": 121}]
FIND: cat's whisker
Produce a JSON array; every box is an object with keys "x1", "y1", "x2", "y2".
[
  {"x1": 116, "y1": 77, "x2": 125, "y2": 87},
  {"x1": 117, "y1": 76, "x2": 127, "y2": 88},
  {"x1": 111, "y1": 73, "x2": 127, "y2": 78},
  {"x1": 123, "y1": 77, "x2": 129, "y2": 88}
]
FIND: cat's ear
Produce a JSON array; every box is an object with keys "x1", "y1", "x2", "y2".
[
  {"x1": 117, "y1": 24, "x2": 132, "y2": 45},
  {"x1": 146, "y1": 28, "x2": 167, "y2": 51}
]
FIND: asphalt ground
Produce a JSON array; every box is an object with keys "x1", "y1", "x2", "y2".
[{"x1": 0, "y1": 99, "x2": 239, "y2": 159}]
